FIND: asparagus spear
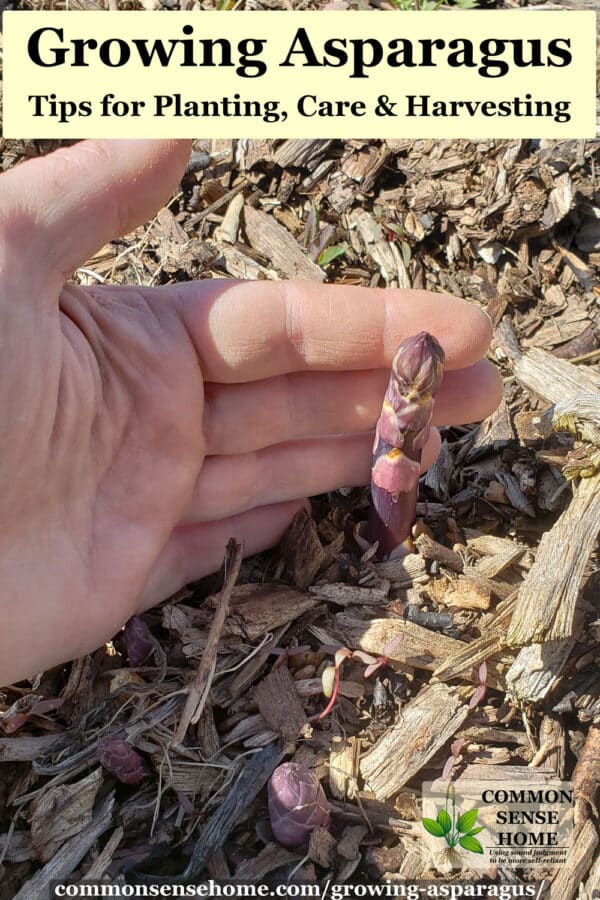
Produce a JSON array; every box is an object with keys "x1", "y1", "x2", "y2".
[
  {"x1": 268, "y1": 762, "x2": 330, "y2": 848},
  {"x1": 368, "y1": 331, "x2": 445, "y2": 559}
]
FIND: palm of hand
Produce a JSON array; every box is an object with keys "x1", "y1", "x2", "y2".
[{"x1": 4, "y1": 280, "x2": 206, "y2": 677}]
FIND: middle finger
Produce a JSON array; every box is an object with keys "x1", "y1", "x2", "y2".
[{"x1": 203, "y1": 359, "x2": 502, "y2": 456}]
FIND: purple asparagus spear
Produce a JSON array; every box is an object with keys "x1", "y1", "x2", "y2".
[
  {"x1": 368, "y1": 331, "x2": 445, "y2": 559},
  {"x1": 268, "y1": 762, "x2": 330, "y2": 848}
]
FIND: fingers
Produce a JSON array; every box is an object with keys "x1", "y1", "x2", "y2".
[
  {"x1": 183, "y1": 429, "x2": 441, "y2": 524},
  {"x1": 173, "y1": 280, "x2": 492, "y2": 383},
  {"x1": 204, "y1": 359, "x2": 502, "y2": 456},
  {"x1": 138, "y1": 499, "x2": 306, "y2": 610},
  {"x1": 0, "y1": 140, "x2": 191, "y2": 289}
]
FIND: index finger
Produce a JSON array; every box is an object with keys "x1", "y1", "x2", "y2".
[
  {"x1": 173, "y1": 280, "x2": 492, "y2": 382},
  {"x1": 0, "y1": 140, "x2": 191, "y2": 293}
]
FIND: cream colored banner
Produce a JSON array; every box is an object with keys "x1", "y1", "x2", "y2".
[{"x1": 3, "y1": 10, "x2": 596, "y2": 139}]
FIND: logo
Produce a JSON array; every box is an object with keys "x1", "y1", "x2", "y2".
[
  {"x1": 422, "y1": 784, "x2": 484, "y2": 863},
  {"x1": 422, "y1": 778, "x2": 573, "y2": 869}
]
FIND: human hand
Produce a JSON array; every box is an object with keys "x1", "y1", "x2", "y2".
[{"x1": 0, "y1": 140, "x2": 502, "y2": 685}]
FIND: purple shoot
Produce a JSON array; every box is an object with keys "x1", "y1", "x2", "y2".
[
  {"x1": 469, "y1": 661, "x2": 488, "y2": 709},
  {"x1": 124, "y1": 616, "x2": 161, "y2": 667},
  {"x1": 268, "y1": 762, "x2": 330, "y2": 849},
  {"x1": 441, "y1": 738, "x2": 467, "y2": 781},
  {"x1": 368, "y1": 332, "x2": 445, "y2": 559},
  {"x1": 96, "y1": 736, "x2": 147, "y2": 784}
]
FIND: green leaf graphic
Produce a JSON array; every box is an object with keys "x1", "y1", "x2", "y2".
[
  {"x1": 459, "y1": 834, "x2": 484, "y2": 854},
  {"x1": 457, "y1": 808, "x2": 479, "y2": 833},
  {"x1": 422, "y1": 818, "x2": 446, "y2": 837},
  {"x1": 437, "y1": 809, "x2": 452, "y2": 834},
  {"x1": 466, "y1": 826, "x2": 485, "y2": 837}
]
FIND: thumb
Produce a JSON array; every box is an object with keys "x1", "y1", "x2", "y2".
[{"x1": 0, "y1": 139, "x2": 191, "y2": 293}]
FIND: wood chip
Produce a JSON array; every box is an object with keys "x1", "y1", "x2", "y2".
[
  {"x1": 152, "y1": 756, "x2": 228, "y2": 798},
  {"x1": 214, "y1": 193, "x2": 244, "y2": 244},
  {"x1": 431, "y1": 595, "x2": 517, "y2": 687},
  {"x1": 351, "y1": 209, "x2": 410, "y2": 288},
  {"x1": 308, "y1": 827, "x2": 337, "y2": 867},
  {"x1": 415, "y1": 534, "x2": 464, "y2": 572},
  {"x1": 541, "y1": 172, "x2": 575, "y2": 229},
  {"x1": 466, "y1": 397, "x2": 515, "y2": 455},
  {"x1": 282, "y1": 507, "x2": 342, "y2": 590},
  {"x1": 329, "y1": 735, "x2": 360, "y2": 801},
  {"x1": 373, "y1": 552, "x2": 429, "y2": 588},
  {"x1": 272, "y1": 139, "x2": 332, "y2": 168},
  {"x1": 360, "y1": 683, "x2": 470, "y2": 800},
  {"x1": 573, "y1": 723, "x2": 600, "y2": 827},
  {"x1": 0, "y1": 830, "x2": 33, "y2": 864},
  {"x1": 440, "y1": 577, "x2": 492, "y2": 611},
  {"x1": 30, "y1": 767, "x2": 102, "y2": 863},
  {"x1": 233, "y1": 843, "x2": 299, "y2": 882},
  {"x1": 338, "y1": 612, "x2": 506, "y2": 689},
  {"x1": 227, "y1": 624, "x2": 288, "y2": 702},
  {"x1": 423, "y1": 439, "x2": 454, "y2": 501},
  {"x1": 532, "y1": 715, "x2": 566, "y2": 778},
  {"x1": 197, "y1": 704, "x2": 221, "y2": 760},
  {"x1": 549, "y1": 819, "x2": 598, "y2": 900},
  {"x1": 514, "y1": 347, "x2": 599, "y2": 406},
  {"x1": 342, "y1": 146, "x2": 388, "y2": 194},
  {"x1": 506, "y1": 476, "x2": 600, "y2": 646},
  {"x1": 243, "y1": 205, "x2": 324, "y2": 282},
  {"x1": 329, "y1": 797, "x2": 417, "y2": 835},
  {"x1": 0, "y1": 734, "x2": 63, "y2": 762},
  {"x1": 164, "y1": 585, "x2": 319, "y2": 650},
  {"x1": 255, "y1": 666, "x2": 310, "y2": 745},
  {"x1": 336, "y1": 824, "x2": 368, "y2": 860},
  {"x1": 83, "y1": 826, "x2": 124, "y2": 881},
  {"x1": 580, "y1": 842, "x2": 600, "y2": 899},
  {"x1": 473, "y1": 545, "x2": 526, "y2": 578},
  {"x1": 553, "y1": 325, "x2": 599, "y2": 360},
  {"x1": 14, "y1": 793, "x2": 115, "y2": 900},
  {"x1": 216, "y1": 245, "x2": 276, "y2": 280},
  {"x1": 506, "y1": 640, "x2": 576, "y2": 703},
  {"x1": 495, "y1": 472, "x2": 536, "y2": 518},
  {"x1": 309, "y1": 583, "x2": 389, "y2": 607},
  {"x1": 466, "y1": 533, "x2": 527, "y2": 558}
]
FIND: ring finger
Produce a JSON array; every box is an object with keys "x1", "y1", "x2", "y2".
[
  {"x1": 203, "y1": 360, "x2": 501, "y2": 456},
  {"x1": 183, "y1": 428, "x2": 441, "y2": 524}
]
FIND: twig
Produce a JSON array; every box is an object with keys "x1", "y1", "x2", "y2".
[
  {"x1": 569, "y1": 348, "x2": 600, "y2": 365},
  {"x1": 175, "y1": 539, "x2": 243, "y2": 742},
  {"x1": 187, "y1": 182, "x2": 247, "y2": 229}
]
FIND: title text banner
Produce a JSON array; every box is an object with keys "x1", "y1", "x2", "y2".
[{"x1": 3, "y1": 10, "x2": 596, "y2": 138}]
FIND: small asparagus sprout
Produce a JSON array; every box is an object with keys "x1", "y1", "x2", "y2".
[
  {"x1": 441, "y1": 737, "x2": 467, "y2": 781},
  {"x1": 268, "y1": 762, "x2": 330, "y2": 849},
  {"x1": 469, "y1": 661, "x2": 488, "y2": 710},
  {"x1": 315, "y1": 637, "x2": 406, "y2": 721},
  {"x1": 124, "y1": 615, "x2": 161, "y2": 667},
  {"x1": 368, "y1": 331, "x2": 445, "y2": 559},
  {"x1": 96, "y1": 736, "x2": 147, "y2": 784}
]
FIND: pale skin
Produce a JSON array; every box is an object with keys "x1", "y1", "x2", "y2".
[{"x1": 0, "y1": 139, "x2": 502, "y2": 686}]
